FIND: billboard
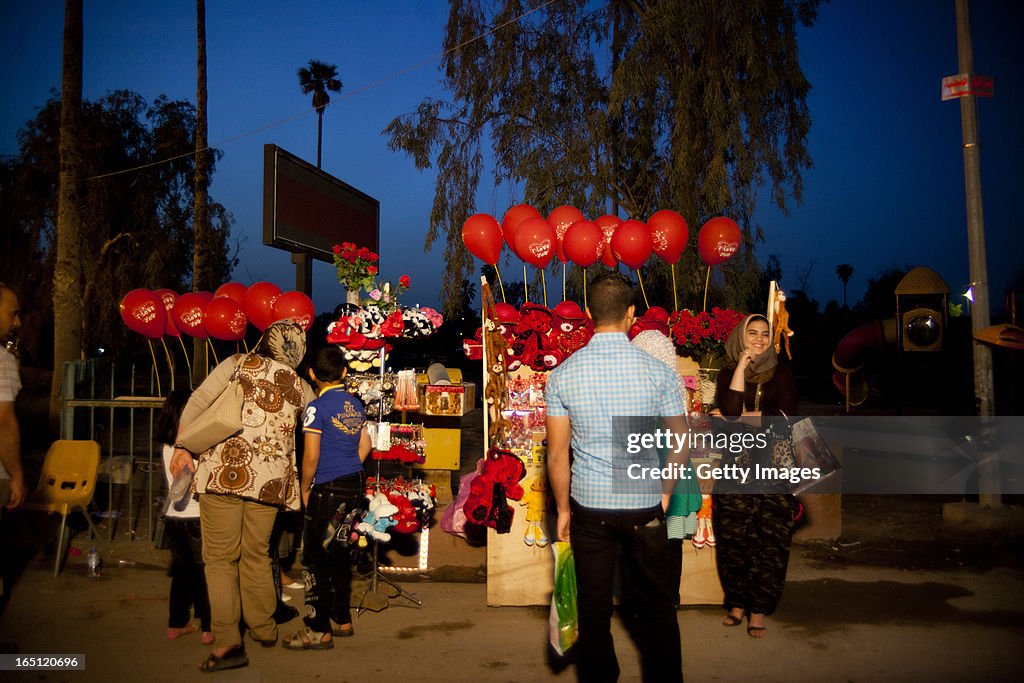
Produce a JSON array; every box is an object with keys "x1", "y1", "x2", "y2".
[{"x1": 262, "y1": 144, "x2": 380, "y2": 262}]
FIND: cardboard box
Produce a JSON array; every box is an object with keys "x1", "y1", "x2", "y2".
[{"x1": 423, "y1": 385, "x2": 465, "y2": 416}]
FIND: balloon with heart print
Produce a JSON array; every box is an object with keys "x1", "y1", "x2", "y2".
[
  {"x1": 172, "y1": 292, "x2": 210, "y2": 338},
  {"x1": 153, "y1": 289, "x2": 180, "y2": 337},
  {"x1": 594, "y1": 214, "x2": 621, "y2": 267},
  {"x1": 646, "y1": 209, "x2": 689, "y2": 264},
  {"x1": 119, "y1": 289, "x2": 166, "y2": 339},
  {"x1": 513, "y1": 217, "x2": 556, "y2": 269},
  {"x1": 697, "y1": 217, "x2": 742, "y2": 266},
  {"x1": 563, "y1": 220, "x2": 604, "y2": 268},
  {"x1": 272, "y1": 291, "x2": 316, "y2": 330},
  {"x1": 500, "y1": 204, "x2": 541, "y2": 252},
  {"x1": 204, "y1": 296, "x2": 248, "y2": 341},
  {"x1": 461, "y1": 213, "x2": 503, "y2": 265},
  {"x1": 244, "y1": 281, "x2": 282, "y2": 331},
  {"x1": 610, "y1": 219, "x2": 653, "y2": 269},
  {"x1": 213, "y1": 281, "x2": 248, "y2": 304},
  {"x1": 547, "y1": 206, "x2": 585, "y2": 263}
]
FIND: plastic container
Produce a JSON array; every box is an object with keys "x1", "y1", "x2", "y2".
[{"x1": 86, "y1": 546, "x2": 101, "y2": 578}]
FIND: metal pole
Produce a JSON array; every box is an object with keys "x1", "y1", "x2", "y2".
[{"x1": 954, "y1": 0, "x2": 998, "y2": 506}]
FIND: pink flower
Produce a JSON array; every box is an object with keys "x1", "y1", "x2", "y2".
[{"x1": 369, "y1": 288, "x2": 382, "y2": 301}]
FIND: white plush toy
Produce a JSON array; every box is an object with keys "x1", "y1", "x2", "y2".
[{"x1": 356, "y1": 491, "x2": 400, "y2": 543}]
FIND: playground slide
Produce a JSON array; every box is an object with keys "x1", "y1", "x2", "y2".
[{"x1": 832, "y1": 318, "x2": 897, "y2": 406}]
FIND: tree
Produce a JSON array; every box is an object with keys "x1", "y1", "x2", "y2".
[
  {"x1": 836, "y1": 263, "x2": 854, "y2": 308},
  {"x1": 297, "y1": 59, "x2": 342, "y2": 169},
  {"x1": 51, "y1": 0, "x2": 85, "y2": 423},
  {"x1": 385, "y1": 0, "x2": 820, "y2": 314},
  {"x1": 0, "y1": 91, "x2": 237, "y2": 365}
]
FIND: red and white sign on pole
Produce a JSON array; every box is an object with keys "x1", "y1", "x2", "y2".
[{"x1": 941, "y1": 74, "x2": 994, "y2": 101}]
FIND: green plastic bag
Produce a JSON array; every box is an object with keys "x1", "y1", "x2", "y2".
[{"x1": 549, "y1": 541, "x2": 578, "y2": 655}]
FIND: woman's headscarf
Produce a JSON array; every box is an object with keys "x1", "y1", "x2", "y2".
[
  {"x1": 257, "y1": 319, "x2": 307, "y2": 369},
  {"x1": 724, "y1": 314, "x2": 778, "y2": 385}
]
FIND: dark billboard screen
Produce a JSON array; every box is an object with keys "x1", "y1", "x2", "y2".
[{"x1": 262, "y1": 144, "x2": 379, "y2": 262}]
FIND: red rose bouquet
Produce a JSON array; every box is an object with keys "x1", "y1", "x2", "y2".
[
  {"x1": 333, "y1": 242, "x2": 380, "y2": 293},
  {"x1": 669, "y1": 307, "x2": 745, "y2": 368}
]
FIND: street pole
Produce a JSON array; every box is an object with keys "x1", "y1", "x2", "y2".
[{"x1": 954, "y1": 0, "x2": 998, "y2": 506}]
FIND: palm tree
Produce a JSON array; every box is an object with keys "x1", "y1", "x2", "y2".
[
  {"x1": 297, "y1": 59, "x2": 342, "y2": 169},
  {"x1": 836, "y1": 264, "x2": 854, "y2": 308}
]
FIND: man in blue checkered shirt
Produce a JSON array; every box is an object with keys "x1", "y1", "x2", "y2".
[{"x1": 547, "y1": 272, "x2": 689, "y2": 683}]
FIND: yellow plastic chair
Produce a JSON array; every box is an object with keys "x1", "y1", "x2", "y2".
[{"x1": 22, "y1": 440, "x2": 102, "y2": 577}]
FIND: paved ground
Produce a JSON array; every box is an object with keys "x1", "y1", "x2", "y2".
[{"x1": 1, "y1": 494, "x2": 1023, "y2": 682}]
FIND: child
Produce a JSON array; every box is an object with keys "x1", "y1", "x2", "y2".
[
  {"x1": 283, "y1": 346, "x2": 371, "y2": 650},
  {"x1": 156, "y1": 388, "x2": 213, "y2": 645}
]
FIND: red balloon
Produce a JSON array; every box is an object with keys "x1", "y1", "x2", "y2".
[
  {"x1": 204, "y1": 296, "x2": 248, "y2": 341},
  {"x1": 172, "y1": 292, "x2": 211, "y2": 338},
  {"x1": 697, "y1": 217, "x2": 742, "y2": 266},
  {"x1": 272, "y1": 291, "x2": 316, "y2": 330},
  {"x1": 213, "y1": 282, "x2": 248, "y2": 304},
  {"x1": 244, "y1": 281, "x2": 282, "y2": 331},
  {"x1": 610, "y1": 220, "x2": 653, "y2": 270},
  {"x1": 595, "y1": 215, "x2": 621, "y2": 268},
  {"x1": 500, "y1": 204, "x2": 541, "y2": 251},
  {"x1": 153, "y1": 289, "x2": 180, "y2": 338},
  {"x1": 513, "y1": 217, "x2": 556, "y2": 269},
  {"x1": 647, "y1": 210, "x2": 689, "y2": 264},
  {"x1": 119, "y1": 289, "x2": 166, "y2": 339},
  {"x1": 548, "y1": 206, "x2": 585, "y2": 263},
  {"x1": 195, "y1": 291, "x2": 214, "y2": 302},
  {"x1": 563, "y1": 220, "x2": 604, "y2": 268},
  {"x1": 461, "y1": 213, "x2": 503, "y2": 265}
]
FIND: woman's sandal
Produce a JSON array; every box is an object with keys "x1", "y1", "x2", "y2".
[
  {"x1": 200, "y1": 631, "x2": 215, "y2": 645},
  {"x1": 282, "y1": 627, "x2": 334, "y2": 650},
  {"x1": 722, "y1": 614, "x2": 743, "y2": 627},
  {"x1": 167, "y1": 623, "x2": 198, "y2": 639},
  {"x1": 746, "y1": 625, "x2": 767, "y2": 638},
  {"x1": 198, "y1": 646, "x2": 249, "y2": 673}
]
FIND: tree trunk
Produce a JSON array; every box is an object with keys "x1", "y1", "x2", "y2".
[
  {"x1": 192, "y1": 0, "x2": 210, "y2": 387},
  {"x1": 317, "y1": 108, "x2": 324, "y2": 169},
  {"x1": 50, "y1": 0, "x2": 85, "y2": 426}
]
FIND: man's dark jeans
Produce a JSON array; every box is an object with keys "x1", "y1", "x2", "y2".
[
  {"x1": 570, "y1": 499, "x2": 683, "y2": 683},
  {"x1": 301, "y1": 471, "x2": 365, "y2": 632}
]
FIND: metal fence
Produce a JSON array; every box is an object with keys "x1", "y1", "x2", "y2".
[{"x1": 59, "y1": 358, "x2": 166, "y2": 543}]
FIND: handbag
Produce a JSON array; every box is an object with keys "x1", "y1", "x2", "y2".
[{"x1": 177, "y1": 358, "x2": 246, "y2": 453}]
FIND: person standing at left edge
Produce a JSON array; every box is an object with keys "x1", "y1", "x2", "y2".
[
  {"x1": 546, "y1": 272, "x2": 689, "y2": 683},
  {"x1": 0, "y1": 283, "x2": 25, "y2": 600}
]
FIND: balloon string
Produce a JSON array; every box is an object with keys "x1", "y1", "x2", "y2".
[
  {"x1": 243, "y1": 338, "x2": 250, "y2": 354},
  {"x1": 636, "y1": 269, "x2": 650, "y2": 310},
  {"x1": 583, "y1": 268, "x2": 588, "y2": 310},
  {"x1": 207, "y1": 338, "x2": 220, "y2": 367},
  {"x1": 146, "y1": 339, "x2": 163, "y2": 397},
  {"x1": 541, "y1": 269, "x2": 548, "y2": 308},
  {"x1": 562, "y1": 261, "x2": 567, "y2": 302},
  {"x1": 495, "y1": 266, "x2": 507, "y2": 303},
  {"x1": 160, "y1": 338, "x2": 175, "y2": 392},
  {"x1": 703, "y1": 265, "x2": 712, "y2": 312},
  {"x1": 671, "y1": 264, "x2": 678, "y2": 312},
  {"x1": 523, "y1": 264, "x2": 529, "y2": 303},
  {"x1": 177, "y1": 336, "x2": 193, "y2": 388}
]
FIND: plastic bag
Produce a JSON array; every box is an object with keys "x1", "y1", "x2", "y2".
[{"x1": 549, "y1": 541, "x2": 578, "y2": 656}]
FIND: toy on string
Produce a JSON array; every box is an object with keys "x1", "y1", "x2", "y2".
[
  {"x1": 697, "y1": 217, "x2": 742, "y2": 312},
  {"x1": 610, "y1": 219, "x2": 654, "y2": 308},
  {"x1": 646, "y1": 210, "x2": 689, "y2": 311},
  {"x1": 119, "y1": 288, "x2": 169, "y2": 396}
]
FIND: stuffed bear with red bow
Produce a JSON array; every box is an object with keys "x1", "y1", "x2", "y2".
[{"x1": 462, "y1": 448, "x2": 527, "y2": 534}]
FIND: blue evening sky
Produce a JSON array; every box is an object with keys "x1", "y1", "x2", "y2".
[{"x1": 1, "y1": 1, "x2": 1021, "y2": 316}]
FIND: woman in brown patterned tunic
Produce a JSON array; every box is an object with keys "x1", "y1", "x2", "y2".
[{"x1": 170, "y1": 320, "x2": 315, "y2": 671}]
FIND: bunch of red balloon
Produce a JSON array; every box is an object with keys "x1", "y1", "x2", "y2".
[
  {"x1": 462, "y1": 205, "x2": 742, "y2": 311},
  {"x1": 118, "y1": 282, "x2": 316, "y2": 395}
]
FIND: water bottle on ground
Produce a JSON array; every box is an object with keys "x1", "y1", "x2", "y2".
[{"x1": 87, "y1": 546, "x2": 101, "y2": 578}]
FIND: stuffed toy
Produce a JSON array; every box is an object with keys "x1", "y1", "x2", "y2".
[
  {"x1": 518, "y1": 303, "x2": 554, "y2": 335},
  {"x1": 402, "y1": 307, "x2": 436, "y2": 339},
  {"x1": 692, "y1": 494, "x2": 715, "y2": 549},
  {"x1": 773, "y1": 289, "x2": 795, "y2": 359},
  {"x1": 519, "y1": 475, "x2": 549, "y2": 547},
  {"x1": 552, "y1": 300, "x2": 593, "y2": 358},
  {"x1": 356, "y1": 491, "x2": 400, "y2": 543},
  {"x1": 387, "y1": 491, "x2": 420, "y2": 534},
  {"x1": 628, "y1": 306, "x2": 670, "y2": 339},
  {"x1": 462, "y1": 448, "x2": 527, "y2": 533}
]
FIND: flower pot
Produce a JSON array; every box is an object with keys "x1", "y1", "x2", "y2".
[{"x1": 697, "y1": 368, "x2": 719, "y2": 412}]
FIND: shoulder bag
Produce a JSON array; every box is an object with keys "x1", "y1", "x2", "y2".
[{"x1": 177, "y1": 357, "x2": 247, "y2": 454}]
